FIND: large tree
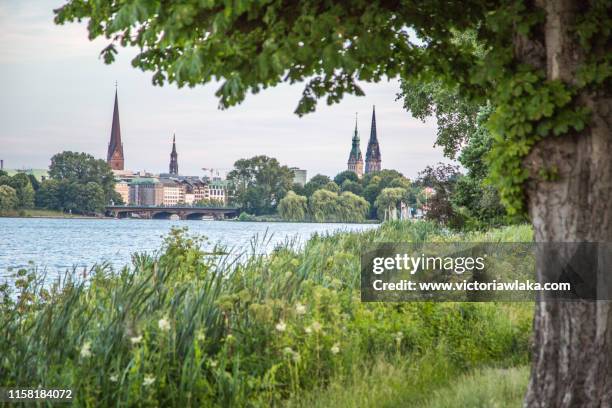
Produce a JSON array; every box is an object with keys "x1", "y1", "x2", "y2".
[
  {"x1": 49, "y1": 151, "x2": 119, "y2": 205},
  {"x1": 56, "y1": 1, "x2": 612, "y2": 405},
  {"x1": 227, "y1": 155, "x2": 294, "y2": 215}
]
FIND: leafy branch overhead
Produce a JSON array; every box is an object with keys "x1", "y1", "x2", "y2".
[{"x1": 55, "y1": 0, "x2": 612, "y2": 214}]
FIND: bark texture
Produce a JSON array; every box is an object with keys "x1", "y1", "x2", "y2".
[{"x1": 522, "y1": 0, "x2": 612, "y2": 406}]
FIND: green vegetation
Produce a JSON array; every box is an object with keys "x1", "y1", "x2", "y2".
[
  {"x1": 227, "y1": 155, "x2": 294, "y2": 216},
  {"x1": 0, "y1": 171, "x2": 36, "y2": 213},
  {"x1": 0, "y1": 208, "x2": 95, "y2": 218},
  {"x1": 1, "y1": 152, "x2": 122, "y2": 217},
  {"x1": 287, "y1": 362, "x2": 529, "y2": 408},
  {"x1": 1, "y1": 222, "x2": 533, "y2": 406},
  {"x1": 36, "y1": 151, "x2": 122, "y2": 214}
]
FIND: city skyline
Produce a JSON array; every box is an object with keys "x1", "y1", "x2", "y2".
[{"x1": 0, "y1": 1, "x2": 449, "y2": 179}]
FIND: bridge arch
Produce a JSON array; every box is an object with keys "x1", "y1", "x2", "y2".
[{"x1": 151, "y1": 211, "x2": 178, "y2": 220}]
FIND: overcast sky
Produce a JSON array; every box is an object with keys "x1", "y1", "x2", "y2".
[{"x1": 0, "y1": 1, "x2": 450, "y2": 180}]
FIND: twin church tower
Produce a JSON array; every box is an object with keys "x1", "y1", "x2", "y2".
[
  {"x1": 106, "y1": 88, "x2": 179, "y2": 176},
  {"x1": 347, "y1": 106, "x2": 381, "y2": 178}
]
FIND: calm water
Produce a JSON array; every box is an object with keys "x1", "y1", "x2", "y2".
[{"x1": 0, "y1": 218, "x2": 377, "y2": 279}]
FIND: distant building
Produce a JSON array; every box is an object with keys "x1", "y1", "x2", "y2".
[
  {"x1": 290, "y1": 167, "x2": 307, "y2": 186},
  {"x1": 169, "y1": 134, "x2": 178, "y2": 175},
  {"x1": 107, "y1": 88, "x2": 125, "y2": 171},
  {"x1": 129, "y1": 178, "x2": 163, "y2": 206},
  {"x1": 160, "y1": 179, "x2": 181, "y2": 206},
  {"x1": 208, "y1": 179, "x2": 229, "y2": 205},
  {"x1": 114, "y1": 180, "x2": 130, "y2": 204},
  {"x1": 347, "y1": 115, "x2": 364, "y2": 178},
  {"x1": 365, "y1": 106, "x2": 381, "y2": 174},
  {"x1": 180, "y1": 179, "x2": 208, "y2": 204}
]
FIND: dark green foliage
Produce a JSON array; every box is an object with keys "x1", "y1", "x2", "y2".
[
  {"x1": 303, "y1": 174, "x2": 331, "y2": 197},
  {"x1": 334, "y1": 170, "x2": 359, "y2": 186},
  {"x1": 341, "y1": 179, "x2": 363, "y2": 196},
  {"x1": 291, "y1": 182, "x2": 307, "y2": 196},
  {"x1": 417, "y1": 164, "x2": 462, "y2": 227},
  {"x1": 36, "y1": 151, "x2": 119, "y2": 214},
  {"x1": 227, "y1": 155, "x2": 294, "y2": 215},
  {"x1": 0, "y1": 173, "x2": 35, "y2": 209},
  {"x1": 399, "y1": 80, "x2": 479, "y2": 159}
]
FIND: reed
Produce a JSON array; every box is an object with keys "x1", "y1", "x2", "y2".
[{"x1": 0, "y1": 222, "x2": 533, "y2": 406}]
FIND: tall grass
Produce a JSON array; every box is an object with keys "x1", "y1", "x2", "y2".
[{"x1": 0, "y1": 222, "x2": 533, "y2": 406}]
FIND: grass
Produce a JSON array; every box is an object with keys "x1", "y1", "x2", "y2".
[
  {"x1": 0, "y1": 221, "x2": 534, "y2": 406},
  {"x1": 286, "y1": 360, "x2": 529, "y2": 408},
  {"x1": 0, "y1": 208, "x2": 95, "y2": 218}
]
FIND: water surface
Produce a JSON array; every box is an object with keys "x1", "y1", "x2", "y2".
[{"x1": 0, "y1": 218, "x2": 377, "y2": 280}]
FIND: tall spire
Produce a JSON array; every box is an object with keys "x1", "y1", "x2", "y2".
[
  {"x1": 365, "y1": 105, "x2": 381, "y2": 174},
  {"x1": 107, "y1": 86, "x2": 125, "y2": 170},
  {"x1": 169, "y1": 133, "x2": 178, "y2": 175},
  {"x1": 347, "y1": 113, "x2": 364, "y2": 178}
]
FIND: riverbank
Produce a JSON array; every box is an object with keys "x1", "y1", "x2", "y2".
[
  {"x1": 0, "y1": 208, "x2": 98, "y2": 219},
  {"x1": 1, "y1": 221, "x2": 533, "y2": 406},
  {"x1": 236, "y1": 212, "x2": 381, "y2": 224}
]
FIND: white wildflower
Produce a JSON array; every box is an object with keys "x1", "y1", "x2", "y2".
[
  {"x1": 158, "y1": 317, "x2": 171, "y2": 332},
  {"x1": 330, "y1": 343, "x2": 340, "y2": 355},
  {"x1": 143, "y1": 375, "x2": 155, "y2": 386},
  {"x1": 304, "y1": 326, "x2": 312, "y2": 334},
  {"x1": 209, "y1": 360, "x2": 218, "y2": 368},
  {"x1": 109, "y1": 374, "x2": 118, "y2": 382},
  {"x1": 275, "y1": 320, "x2": 287, "y2": 332},
  {"x1": 283, "y1": 347, "x2": 294, "y2": 355},
  {"x1": 130, "y1": 335, "x2": 143, "y2": 345},
  {"x1": 295, "y1": 303, "x2": 306, "y2": 315},
  {"x1": 80, "y1": 341, "x2": 92, "y2": 358},
  {"x1": 311, "y1": 321, "x2": 322, "y2": 333},
  {"x1": 292, "y1": 352, "x2": 301, "y2": 363}
]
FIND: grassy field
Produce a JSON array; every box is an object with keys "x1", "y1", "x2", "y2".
[{"x1": 0, "y1": 221, "x2": 534, "y2": 406}]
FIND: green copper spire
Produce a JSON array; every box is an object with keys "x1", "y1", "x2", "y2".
[{"x1": 348, "y1": 113, "x2": 362, "y2": 162}]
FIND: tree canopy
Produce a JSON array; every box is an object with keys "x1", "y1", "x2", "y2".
[
  {"x1": 37, "y1": 151, "x2": 120, "y2": 213},
  {"x1": 227, "y1": 155, "x2": 294, "y2": 215}
]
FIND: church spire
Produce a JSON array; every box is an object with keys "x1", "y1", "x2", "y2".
[
  {"x1": 169, "y1": 133, "x2": 178, "y2": 175},
  {"x1": 107, "y1": 85, "x2": 125, "y2": 170},
  {"x1": 365, "y1": 105, "x2": 381, "y2": 174},
  {"x1": 347, "y1": 113, "x2": 364, "y2": 178}
]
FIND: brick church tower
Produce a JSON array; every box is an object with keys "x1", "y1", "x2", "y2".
[
  {"x1": 347, "y1": 114, "x2": 364, "y2": 178},
  {"x1": 107, "y1": 88, "x2": 125, "y2": 170},
  {"x1": 365, "y1": 106, "x2": 381, "y2": 174},
  {"x1": 169, "y1": 134, "x2": 178, "y2": 175}
]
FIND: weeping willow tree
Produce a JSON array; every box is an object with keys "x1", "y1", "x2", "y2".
[
  {"x1": 277, "y1": 191, "x2": 308, "y2": 221},
  {"x1": 309, "y1": 189, "x2": 369, "y2": 222},
  {"x1": 338, "y1": 191, "x2": 369, "y2": 222},
  {"x1": 374, "y1": 187, "x2": 408, "y2": 220}
]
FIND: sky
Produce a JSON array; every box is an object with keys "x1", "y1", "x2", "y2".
[{"x1": 0, "y1": 1, "x2": 449, "y2": 180}]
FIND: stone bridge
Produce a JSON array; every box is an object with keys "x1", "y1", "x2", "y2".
[{"x1": 105, "y1": 205, "x2": 240, "y2": 220}]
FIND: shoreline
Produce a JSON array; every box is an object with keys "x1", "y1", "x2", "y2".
[{"x1": 0, "y1": 214, "x2": 380, "y2": 224}]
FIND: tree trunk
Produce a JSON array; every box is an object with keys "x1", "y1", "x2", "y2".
[{"x1": 522, "y1": 0, "x2": 612, "y2": 406}]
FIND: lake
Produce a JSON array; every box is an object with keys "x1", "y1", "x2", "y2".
[{"x1": 0, "y1": 217, "x2": 377, "y2": 281}]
